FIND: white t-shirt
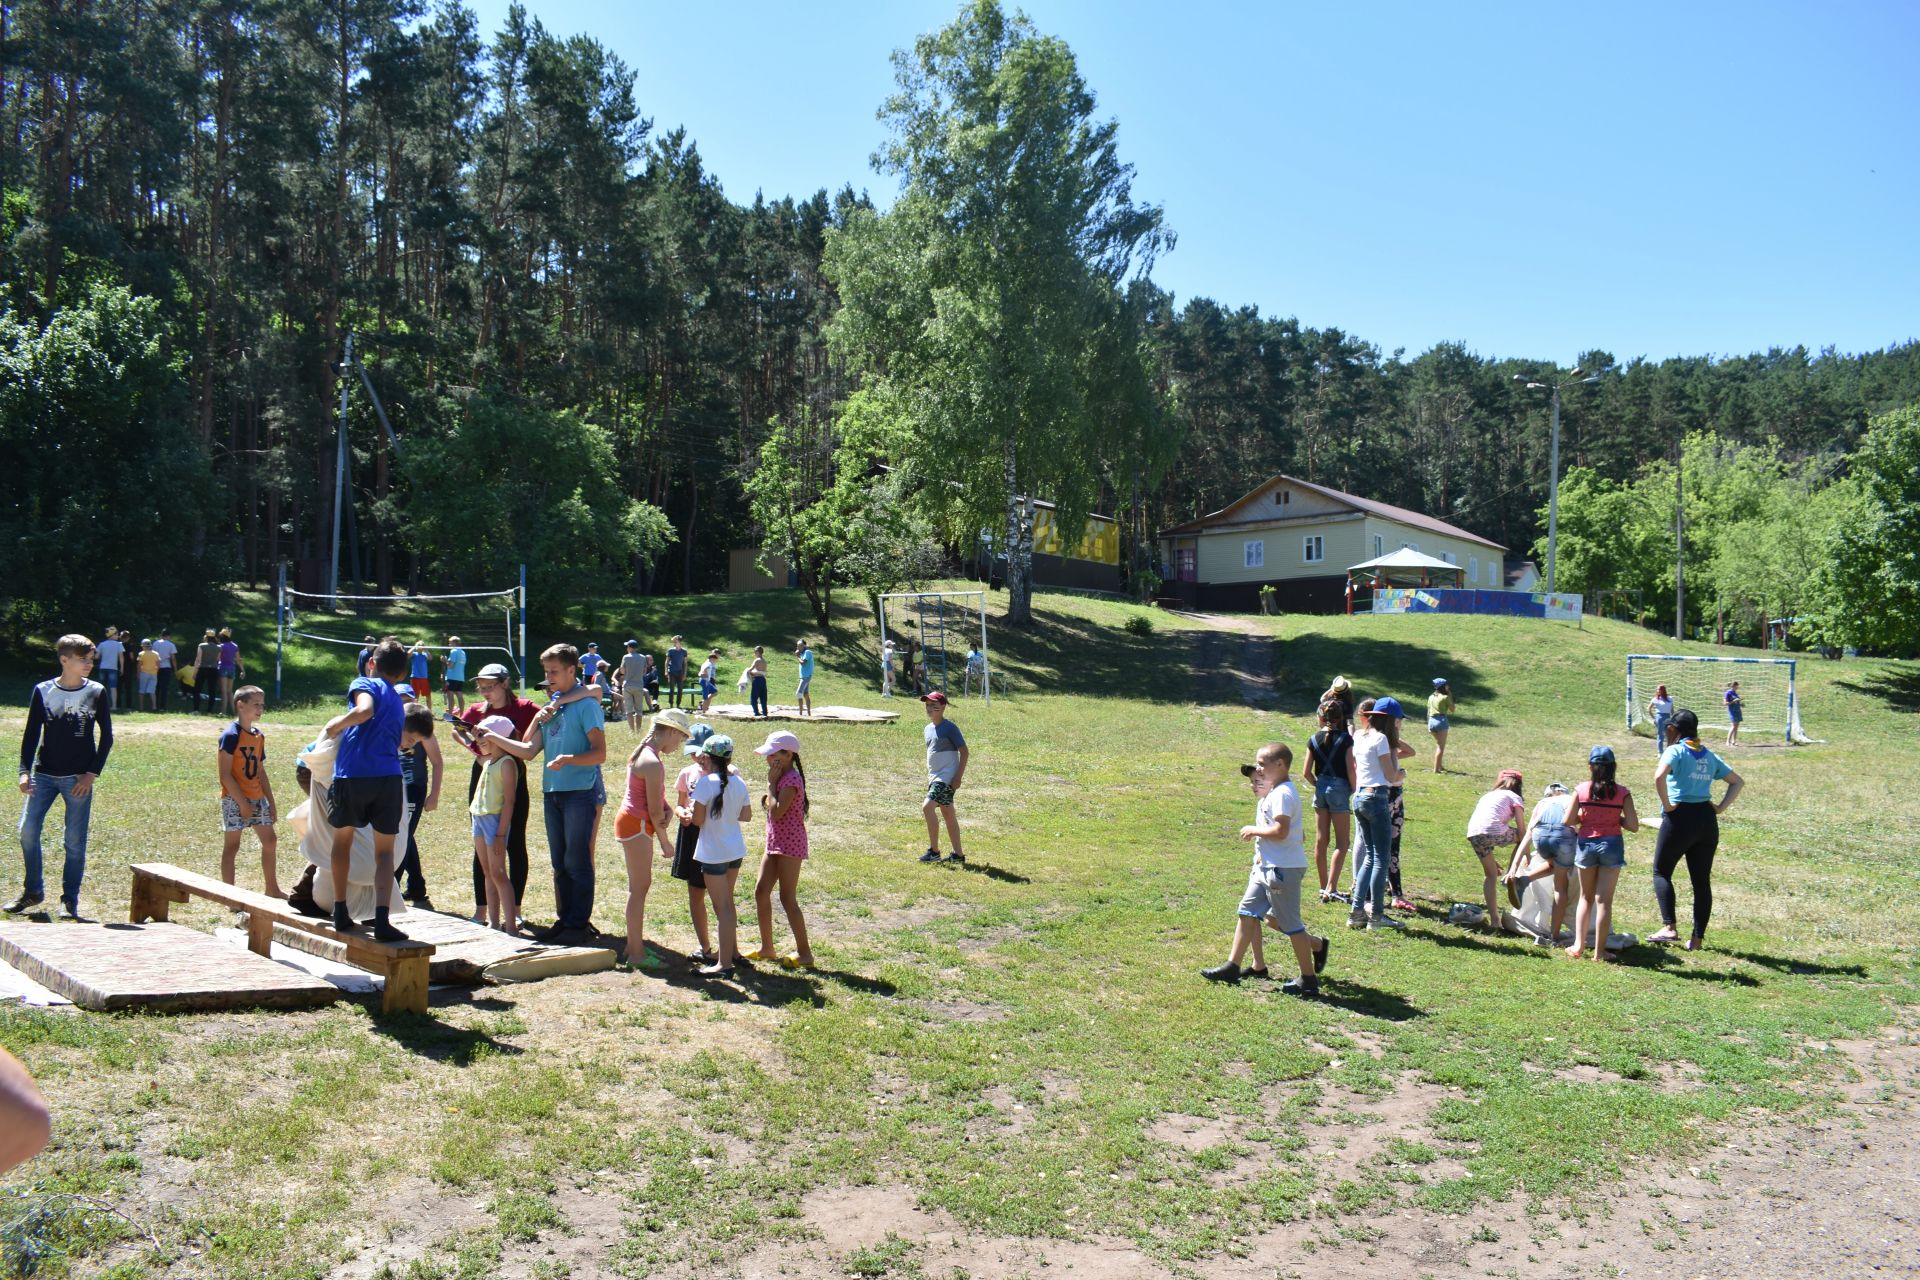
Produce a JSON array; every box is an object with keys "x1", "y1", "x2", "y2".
[
  {"x1": 1255, "y1": 780, "x2": 1308, "y2": 869},
  {"x1": 1351, "y1": 727, "x2": 1396, "y2": 789},
  {"x1": 690, "y1": 770, "x2": 749, "y2": 864},
  {"x1": 153, "y1": 638, "x2": 178, "y2": 669}
]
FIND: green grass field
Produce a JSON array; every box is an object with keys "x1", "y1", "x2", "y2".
[{"x1": 0, "y1": 587, "x2": 1915, "y2": 1278}]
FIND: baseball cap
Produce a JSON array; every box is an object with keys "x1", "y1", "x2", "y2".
[
  {"x1": 624, "y1": 638, "x2": 638, "y2": 648},
  {"x1": 1497, "y1": 769, "x2": 1523, "y2": 786},
  {"x1": 1588, "y1": 744, "x2": 1616, "y2": 764},
  {"x1": 476, "y1": 663, "x2": 512, "y2": 680},
  {"x1": 753, "y1": 730, "x2": 801, "y2": 756},
  {"x1": 477, "y1": 714, "x2": 515, "y2": 737},
  {"x1": 702, "y1": 733, "x2": 736, "y2": 759},
  {"x1": 682, "y1": 723, "x2": 716, "y2": 756},
  {"x1": 921, "y1": 690, "x2": 949, "y2": 706},
  {"x1": 1545, "y1": 781, "x2": 1569, "y2": 795},
  {"x1": 1373, "y1": 696, "x2": 1405, "y2": 719},
  {"x1": 1432, "y1": 677, "x2": 1448, "y2": 688}
]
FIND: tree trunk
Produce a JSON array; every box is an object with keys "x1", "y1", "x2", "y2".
[{"x1": 1003, "y1": 437, "x2": 1034, "y2": 625}]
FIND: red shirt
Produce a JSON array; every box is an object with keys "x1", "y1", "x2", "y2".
[
  {"x1": 459, "y1": 697, "x2": 539, "y2": 759},
  {"x1": 1573, "y1": 780, "x2": 1630, "y2": 839}
]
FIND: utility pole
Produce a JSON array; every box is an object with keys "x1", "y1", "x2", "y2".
[
  {"x1": 1673, "y1": 451, "x2": 1685, "y2": 642},
  {"x1": 1516, "y1": 365, "x2": 1607, "y2": 596}
]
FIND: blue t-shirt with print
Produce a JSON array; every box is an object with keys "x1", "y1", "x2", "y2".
[
  {"x1": 445, "y1": 647, "x2": 467, "y2": 682},
  {"x1": 798, "y1": 649, "x2": 814, "y2": 680},
  {"x1": 1661, "y1": 741, "x2": 1732, "y2": 805},
  {"x1": 336, "y1": 676, "x2": 404, "y2": 779},
  {"x1": 540, "y1": 688, "x2": 605, "y2": 792}
]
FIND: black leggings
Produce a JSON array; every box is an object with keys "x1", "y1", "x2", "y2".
[
  {"x1": 469, "y1": 759, "x2": 531, "y2": 912},
  {"x1": 1652, "y1": 801, "x2": 1719, "y2": 937}
]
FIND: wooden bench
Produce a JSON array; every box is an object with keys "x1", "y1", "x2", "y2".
[{"x1": 129, "y1": 862, "x2": 436, "y2": 1015}]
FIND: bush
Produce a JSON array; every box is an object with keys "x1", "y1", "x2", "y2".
[{"x1": 1123, "y1": 612, "x2": 1154, "y2": 637}]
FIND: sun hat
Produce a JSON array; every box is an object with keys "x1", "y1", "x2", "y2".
[
  {"x1": 650, "y1": 708, "x2": 694, "y2": 738},
  {"x1": 476, "y1": 663, "x2": 512, "y2": 681},
  {"x1": 702, "y1": 733, "x2": 735, "y2": 759},
  {"x1": 1373, "y1": 696, "x2": 1405, "y2": 719},
  {"x1": 753, "y1": 730, "x2": 801, "y2": 756},
  {"x1": 477, "y1": 714, "x2": 515, "y2": 737},
  {"x1": 1588, "y1": 744, "x2": 1616, "y2": 764},
  {"x1": 682, "y1": 723, "x2": 716, "y2": 756},
  {"x1": 1331, "y1": 676, "x2": 1351, "y2": 691}
]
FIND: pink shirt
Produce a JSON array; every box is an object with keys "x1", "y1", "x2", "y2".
[
  {"x1": 1573, "y1": 781, "x2": 1630, "y2": 839},
  {"x1": 1466, "y1": 788, "x2": 1524, "y2": 839},
  {"x1": 766, "y1": 769, "x2": 808, "y2": 859}
]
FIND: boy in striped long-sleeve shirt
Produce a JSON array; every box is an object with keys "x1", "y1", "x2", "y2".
[{"x1": 9, "y1": 635, "x2": 114, "y2": 919}]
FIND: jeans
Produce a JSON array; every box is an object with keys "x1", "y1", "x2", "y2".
[
  {"x1": 1652, "y1": 801, "x2": 1718, "y2": 937},
  {"x1": 544, "y1": 787, "x2": 598, "y2": 929},
  {"x1": 1653, "y1": 714, "x2": 1670, "y2": 751},
  {"x1": 19, "y1": 773, "x2": 91, "y2": 905},
  {"x1": 749, "y1": 675, "x2": 769, "y2": 718},
  {"x1": 156, "y1": 667, "x2": 173, "y2": 710},
  {"x1": 1351, "y1": 785, "x2": 1394, "y2": 916}
]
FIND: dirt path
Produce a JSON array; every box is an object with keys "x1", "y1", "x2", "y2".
[
  {"x1": 1181, "y1": 613, "x2": 1277, "y2": 710},
  {"x1": 456, "y1": 1022, "x2": 1918, "y2": 1280}
]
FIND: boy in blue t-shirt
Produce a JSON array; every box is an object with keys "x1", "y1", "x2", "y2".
[
  {"x1": 793, "y1": 640, "x2": 815, "y2": 718},
  {"x1": 322, "y1": 639, "x2": 413, "y2": 939},
  {"x1": 443, "y1": 636, "x2": 468, "y2": 714}
]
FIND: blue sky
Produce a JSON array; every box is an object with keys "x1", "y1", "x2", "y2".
[{"x1": 468, "y1": 0, "x2": 1918, "y2": 364}]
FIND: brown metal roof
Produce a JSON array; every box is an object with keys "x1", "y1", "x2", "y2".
[{"x1": 1161, "y1": 474, "x2": 1506, "y2": 551}]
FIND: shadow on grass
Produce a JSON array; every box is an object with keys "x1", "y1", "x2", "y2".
[
  {"x1": 1836, "y1": 668, "x2": 1920, "y2": 713},
  {"x1": 1610, "y1": 948, "x2": 1761, "y2": 987},
  {"x1": 1275, "y1": 631, "x2": 1489, "y2": 716},
  {"x1": 1717, "y1": 947, "x2": 1869, "y2": 978},
  {"x1": 947, "y1": 860, "x2": 1032, "y2": 885},
  {"x1": 614, "y1": 939, "x2": 900, "y2": 1004},
  {"x1": 1412, "y1": 927, "x2": 1560, "y2": 960},
  {"x1": 1314, "y1": 979, "x2": 1425, "y2": 1022},
  {"x1": 372, "y1": 1008, "x2": 526, "y2": 1064}
]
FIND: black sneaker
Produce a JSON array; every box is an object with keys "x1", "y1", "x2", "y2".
[
  {"x1": 407, "y1": 895, "x2": 436, "y2": 913},
  {"x1": 918, "y1": 849, "x2": 942, "y2": 863},
  {"x1": 529, "y1": 922, "x2": 566, "y2": 943},
  {"x1": 1313, "y1": 936, "x2": 1330, "y2": 974},
  {"x1": 943, "y1": 851, "x2": 965, "y2": 864},
  {"x1": 2, "y1": 893, "x2": 43, "y2": 914},
  {"x1": 1244, "y1": 966, "x2": 1269, "y2": 979},
  {"x1": 1281, "y1": 976, "x2": 1321, "y2": 998},
  {"x1": 1201, "y1": 962, "x2": 1243, "y2": 983}
]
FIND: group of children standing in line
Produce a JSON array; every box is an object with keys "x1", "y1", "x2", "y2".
[{"x1": 1205, "y1": 675, "x2": 1747, "y2": 992}]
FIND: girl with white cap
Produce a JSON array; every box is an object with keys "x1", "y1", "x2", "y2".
[{"x1": 748, "y1": 729, "x2": 814, "y2": 969}]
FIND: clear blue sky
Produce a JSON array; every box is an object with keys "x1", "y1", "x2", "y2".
[{"x1": 468, "y1": 0, "x2": 1919, "y2": 364}]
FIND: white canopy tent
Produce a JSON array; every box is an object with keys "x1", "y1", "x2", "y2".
[{"x1": 1344, "y1": 547, "x2": 1466, "y2": 612}]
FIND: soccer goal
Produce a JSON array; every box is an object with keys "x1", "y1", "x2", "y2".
[
  {"x1": 878, "y1": 591, "x2": 990, "y2": 702},
  {"x1": 275, "y1": 563, "x2": 528, "y2": 698},
  {"x1": 1625, "y1": 654, "x2": 1810, "y2": 745}
]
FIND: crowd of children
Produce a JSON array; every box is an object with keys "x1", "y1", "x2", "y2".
[{"x1": 1203, "y1": 672, "x2": 1747, "y2": 991}]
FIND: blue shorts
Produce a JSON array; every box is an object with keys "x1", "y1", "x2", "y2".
[
  {"x1": 1428, "y1": 715, "x2": 1449, "y2": 733},
  {"x1": 472, "y1": 814, "x2": 502, "y2": 843},
  {"x1": 796, "y1": 676, "x2": 812, "y2": 697},
  {"x1": 1533, "y1": 822, "x2": 1577, "y2": 868},
  {"x1": 699, "y1": 858, "x2": 743, "y2": 878},
  {"x1": 1313, "y1": 775, "x2": 1351, "y2": 814},
  {"x1": 1575, "y1": 835, "x2": 1626, "y2": 869},
  {"x1": 591, "y1": 774, "x2": 607, "y2": 807},
  {"x1": 102, "y1": 670, "x2": 119, "y2": 690}
]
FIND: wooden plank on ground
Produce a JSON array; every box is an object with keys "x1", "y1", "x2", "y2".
[
  {"x1": 0, "y1": 922, "x2": 341, "y2": 1013},
  {"x1": 263, "y1": 909, "x2": 615, "y2": 985},
  {"x1": 702, "y1": 702, "x2": 900, "y2": 723}
]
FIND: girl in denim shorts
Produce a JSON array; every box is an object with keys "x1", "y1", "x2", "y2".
[
  {"x1": 1565, "y1": 745, "x2": 1639, "y2": 961},
  {"x1": 1304, "y1": 701, "x2": 1353, "y2": 903}
]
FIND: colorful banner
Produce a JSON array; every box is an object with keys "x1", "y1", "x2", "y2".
[{"x1": 1372, "y1": 587, "x2": 1583, "y2": 621}]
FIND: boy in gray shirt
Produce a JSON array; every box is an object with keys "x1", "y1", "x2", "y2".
[{"x1": 918, "y1": 692, "x2": 968, "y2": 864}]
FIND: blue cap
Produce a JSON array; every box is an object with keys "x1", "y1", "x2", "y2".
[
  {"x1": 624, "y1": 638, "x2": 639, "y2": 648},
  {"x1": 1588, "y1": 744, "x2": 1616, "y2": 764},
  {"x1": 682, "y1": 723, "x2": 715, "y2": 755},
  {"x1": 1373, "y1": 696, "x2": 1406, "y2": 719},
  {"x1": 1432, "y1": 677, "x2": 1447, "y2": 687}
]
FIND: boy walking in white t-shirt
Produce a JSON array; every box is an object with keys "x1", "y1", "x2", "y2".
[{"x1": 1203, "y1": 743, "x2": 1330, "y2": 996}]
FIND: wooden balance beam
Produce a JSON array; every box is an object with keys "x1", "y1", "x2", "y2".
[{"x1": 129, "y1": 862, "x2": 435, "y2": 1015}]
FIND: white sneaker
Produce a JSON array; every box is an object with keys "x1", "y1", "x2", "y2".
[
  {"x1": 1347, "y1": 911, "x2": 1369, "y2": 931},
  {"x1": 1369, "y1": 914, "x2": 1405, "y2": 930}
]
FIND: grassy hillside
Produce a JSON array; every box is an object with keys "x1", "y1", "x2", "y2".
[{"x1": 0, "y1": 588, "x2": 1914, "y2": 1277}]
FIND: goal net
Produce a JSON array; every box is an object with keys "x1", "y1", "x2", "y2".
[
  {"x1": 878, "y1": 591, "x2": 990, "y2": 702},
  {"x1": 280, "y1": 576, "x2": 526, "y2": 691},
  {"x1": 1625, "y1": 654, "x2": 1809, "y2": 745}
]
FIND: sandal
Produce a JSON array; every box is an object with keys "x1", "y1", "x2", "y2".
[
  {"x1": 746, "y1": 948, "x2": 779, "y2": 962},
  {"x1": 780, "y1": 954, "x2": 816, "y2": 970},
  {"x1": 1647, "y1": 927, "x2": 1681, "y2": 944}
]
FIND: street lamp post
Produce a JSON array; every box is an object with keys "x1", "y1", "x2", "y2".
[{"x1": 1516, "y1": 366, "x2": 1605, "y2": 595}]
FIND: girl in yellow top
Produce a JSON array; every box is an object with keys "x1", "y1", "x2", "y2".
[
  {"x1": 1426, "y1": 678, "x2": 1454, "y2": 773},
  {"x1": 467, "y1": 714, "x2": 520, "y2": 933}
]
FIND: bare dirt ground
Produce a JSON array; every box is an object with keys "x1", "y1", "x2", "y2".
[{"x1": 458, "y1": 1021, "x2": 1917, "y2": 1280}]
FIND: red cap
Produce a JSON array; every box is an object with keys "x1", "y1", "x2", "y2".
[{"x1": 921, "y1": 691, "x2": 949, "y2": 706}]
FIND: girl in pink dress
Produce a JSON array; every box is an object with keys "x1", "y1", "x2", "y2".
[{"x1": 748, "y1": 730, "x2": 814, "y2": 969}]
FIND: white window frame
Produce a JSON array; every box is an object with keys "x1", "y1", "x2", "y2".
[
  {"x1": 1302, "y1": 535, "x2": 1324, "y2": 564},
  {"x1": 1469, "y1": 555, "x2": 1479, "y2": 584},
  {"x1": 1243, "y1": 539, "x2": 1264, "y2": 569},
  {"x1": 1373, "y1": 535, "x2": 1383, "y2": 558}
]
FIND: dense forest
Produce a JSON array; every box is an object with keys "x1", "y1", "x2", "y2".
[{"x1": 4, "y1": 0, "x2": 1917, "y2": 647}]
